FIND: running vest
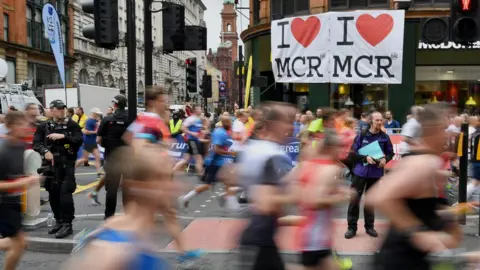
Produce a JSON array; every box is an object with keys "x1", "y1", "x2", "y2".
[
  {"x1": 169, "y1": 119, "x2": 182, "y2": 134},
  {"x1": 297, "y1": 159, "x2": 336, "y2": 251},
  {"x1": 185, "y1": 116, "x2": 203, "y2": 141},
  {"x1": 74, "y1": 228, "x2": 169, "y2": 269}
]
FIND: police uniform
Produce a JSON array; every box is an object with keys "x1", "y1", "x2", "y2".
[
  {"x1": 97, "y1": 95, "x2": 130, "y2": 219},
  {"x1": 33, "y1": 100, "x2": 83, "y2": 239}
]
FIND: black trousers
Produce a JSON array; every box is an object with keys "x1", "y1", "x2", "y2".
[
  {"x1": 47, "y1": 164, "x2": 76, "y2": 224},
  {"x1": 104, "y1": 152, "x2": 124, "y2": 219},
  {"x1": 347, "y1": 174, "x2": 379, "y2": 230}
]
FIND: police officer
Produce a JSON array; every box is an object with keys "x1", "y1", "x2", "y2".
[
  {"x1": 33, "y1": 100, "x2": 83, "y2": 238},
  {"x1": 97, "y1": 94, "x2": 130, "y2": 219}
]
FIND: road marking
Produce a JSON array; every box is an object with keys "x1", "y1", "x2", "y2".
[
  {"x1": 200, "y1": 205, "x2": 206, "y2": 208},
  {"x1": 75, "y1": 172, "x2": 98, "y2": 176},
  {"x1": 73, "y1": 181, "x2": 99, "y2": 194},
  {"x1": 206, "y1": 200, "x2": 211, "y2": 203}
]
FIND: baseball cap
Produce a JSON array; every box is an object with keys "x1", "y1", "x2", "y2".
[
  {"x1": 112, "y1": 94, "x2": 127, "y2": 106},
  {"x1": 90, "y1": 108, "x2": 102, "y2": 115},
  {"x1": 49, "y1": 100, "x2": 66, "y2": 109}
]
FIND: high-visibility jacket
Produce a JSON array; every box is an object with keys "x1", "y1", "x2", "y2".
[{"x1": 169, "y1": 119, "x2": 182, "y2": 134}]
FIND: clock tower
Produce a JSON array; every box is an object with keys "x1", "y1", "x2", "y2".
[{"x1": 220, "y1": 0, "x2": 239, "y2": 61}]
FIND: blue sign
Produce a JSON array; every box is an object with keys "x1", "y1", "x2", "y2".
[{"x1": 42, "y1": 4, "x2": 66, "y2": 89}]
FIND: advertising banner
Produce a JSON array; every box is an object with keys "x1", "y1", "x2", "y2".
[
  {"x1": 42, "y1": 4, "x2": 66, "y2": 88},
  {"x1": 219, "y1": 81, "x2": 226, "y2": 100},
  {"x1": 271, "y1": 10, "x2": 405, "y2": 84}
]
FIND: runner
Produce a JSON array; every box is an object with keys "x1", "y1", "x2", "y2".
[
  {"x1": 172, "y1": 105, "x2": 205, "y2": 176},
  {"x1": 127, "y1": 87, "x2": 201, "y2": 261},
  {"x1": 178, "y1": 115, "x2": 235, "y2": 210},
  {"x1": 63, "y1": 146, "x2": 175, "y2": 270},
  {"x1": 0, "y1": 112, "x2": 40, "y2": 270},
  {"x1": 75, "y1": 108, "x2": 103, "y2": 179},
  {"x1": 235, "y1": 102, "x2": 298, "y2": 270},
  {"x1": 367, "y1": 104, "x2": 463, "y2": 270},
  {"x1": 298, "y1": 131, "x2": 353, "y2": 270}
]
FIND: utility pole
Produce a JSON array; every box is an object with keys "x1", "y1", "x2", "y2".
[
  {"x1": 238, "y1": 45, "x2": 243, "y2": 108},
  {"x1": 144, "y1": 0, "x2": 153, "y2": 88},
  {"x1": 127, "y1": 0, "x2": 137, "y2": 121}
]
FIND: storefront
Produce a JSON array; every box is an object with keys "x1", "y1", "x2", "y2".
[{"x1": 242, "y1": 20, "x2": 480, "y2": 122}]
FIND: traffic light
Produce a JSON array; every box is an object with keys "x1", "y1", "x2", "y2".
[
  {"x1": 162, "y1": 2, "x2": 185, "y2": 53},
  {"x1": 82, "y1": 0, "x2": 119, "y2": 50},
  {"x1": 186, "y1": 58, "x2": 197, "y2": 93},
  {"x1": 201, "y1": 73, "x2": 212, "y2": 98},
  {"x1": 452, "y1": 0, "x2": 480, "y2": 43},
  {"x1": 181, "y1": 26, "x2": 207, "y2": 51},
  {"x1": 421, "y1": 17, "x2": 450, "y2": 44}
]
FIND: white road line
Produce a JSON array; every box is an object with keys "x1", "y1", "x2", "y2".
[
  {"x1": 210, "y1": 195, "x2": 216, "y2": 198},
  {"x1": 194, "y1": 210, "x2": 201, "y2": 213},
  {"x1": 200, "y1": 205, "x2": 206, "y2": 208},
  {"x1": 206, "y1": 200, "x2": 211, "y2": 203}
]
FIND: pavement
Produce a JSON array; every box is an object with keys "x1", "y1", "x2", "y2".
[{"x1": 14, "y1": 166, "x2": 480, "y2": 269}]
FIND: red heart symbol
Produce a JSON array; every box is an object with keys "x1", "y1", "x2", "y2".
[
  {"x1": 291, "y1": 17, "x2": 321, "y2": 48},
  {"x1": 356, "y1": 14, "x2": 394, "y2": 47}
]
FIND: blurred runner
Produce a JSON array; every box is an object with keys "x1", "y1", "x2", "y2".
[
  {"x1": 178, "y1": 116, "x2": 235, "y2": 210},
  {"x1": 64, "y1": 146, "x2": 175, "y2": 270},
  {"x1": 367, "y1": 104, "x2": 463, "y2": 270},
  {"x1": 75, "y1": 108, "x2": 103, "y2": 178},
  {"x1": 235, "y1": 102, "x2": 298, "y2": 270},
  {"x1": 297, "y1": 131, "x2": 353, "y2": 270},
  {"x1": 0, "y1": 112, "x2": 40, "y2": 270},
  {"x1": 172, "y1": 105, "x2": 205, "y2": 176}
]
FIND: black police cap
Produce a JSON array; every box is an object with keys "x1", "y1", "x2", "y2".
[
  {"x1": 49, "y1": 100, "x2": 67, "y2": 109},
  {"x1": 112, "y1": 94, "x2": 127, "y2": 106}
]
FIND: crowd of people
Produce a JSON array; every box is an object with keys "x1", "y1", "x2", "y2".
[{"x1": 0, "y1": 87, "x2": 480, "y2": 269}]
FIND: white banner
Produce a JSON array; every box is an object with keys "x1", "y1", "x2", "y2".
[{"x1": 271, "y1": 10, "x2": 405, "y2": 84}]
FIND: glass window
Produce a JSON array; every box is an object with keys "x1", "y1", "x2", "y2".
[
  {"x1": 27, "y1": 7, "x2": 33, "y2": 46},
  {"x1": 330, "y1": 84, "x2": 388, "y2": 118},
  {"x1": 271, "y1": 0, "x2": 310, "y2": 19},
  {"x1": 330, "y1": 0, "x2": 387, "y2": 9},
  {"x1": 6, "y1": 59, "x2": 15, "y2": 83},
  {"x1": 3, "y1": 13, "x2": 9, "y2": 42},
  {"x1": 57, "y1": 0, "x2": 66, "y2": 16},
  {"x1": 95, "y1": 72, "x2": 105, "y2": 86}
]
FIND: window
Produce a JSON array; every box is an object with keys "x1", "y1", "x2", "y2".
[
  {"x1": 253, "y1": 0, "x2": 260, "y2": 24},
  {"x1": 271, "y1": 0, "x2": 309, "y2": 20},
  {"x1": 79, "y1": 69, "x2": 89, "y2": 84},
  {"x1": 3, "y1": 13, "x2": 9, "y2": 42},
  {"x1": 411, "y1": 0, "x2": 449, "y2": 6},
  {"x1": 95, "y1": 72, "x2": 105, "y2": 86},
  {"x1": 330, "y1": 0, "x2": 388, "y2": 9},
  {"x1": 56, "y1": 0, "x2": 66, "y2": 16},
  {"x1": 6, "y1": 59, "x2": 15, "y2": 83},
  {"x1": 168, "y1": 60, "x2": 172, "y2": 74},
  {"x1": 227, "y1": 24, "x2": 232, "y2": 32},
  {"x1": 27, "y1": 7, "x2": 33, "y2": 46}
]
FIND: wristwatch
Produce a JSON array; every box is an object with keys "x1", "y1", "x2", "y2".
[{"x1": 402, "y1": 225, "x2": 429, "y2": 238}]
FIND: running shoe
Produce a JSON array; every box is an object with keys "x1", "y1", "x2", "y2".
[
  {"x1": 88, "y1": 191, "x2": 101, "y2": 206},
  {"x1": 177, "y1": 195, "x2": 189, "y2": 212}
]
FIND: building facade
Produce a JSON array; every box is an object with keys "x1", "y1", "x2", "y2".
[
  {"x1": 72, "y1": 0, "x2": 207, "y2": 108},
  {"x1": 0, "y1": 0, "x2": 75, "y2": 104},
  {"x1": 207, "y1": 0, "x2": 239, "y2": 109},
  {"x1": 242, "y1": 0, "x2": 480, "y2": 121},
  {"x1": 205, "y1": 60, "x2": 223, "y2": 111}
]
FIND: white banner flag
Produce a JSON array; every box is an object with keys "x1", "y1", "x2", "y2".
[{"x1": 271, "y1": 10, "x2": 405, "y2": 84}]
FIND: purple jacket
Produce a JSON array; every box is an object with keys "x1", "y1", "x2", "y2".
[{"x1": 351, "y1": 130, "x2": 394, "y2": 179}]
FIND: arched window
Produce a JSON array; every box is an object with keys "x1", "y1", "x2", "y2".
[
  {"x1": 226, "y1": 23, "x2": 232, "y2": 32},
  {"x1": 118, "y1": 77, "x2": 126, "y2": 91},
  {"x1": 95, "y1": 72, "x2": 105, "y2": 86},
  {"x1": 137, "y1": 81, "x2": 144, "y2": 93},
  {"x1": 79, "y1": 69, "x2": 89, "y2": 84},
  {"x1": 108, "y1": 75, "x2": 115, "y2": 87}
]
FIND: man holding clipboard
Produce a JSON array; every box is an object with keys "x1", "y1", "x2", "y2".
[{"x1": 345, "y1": 112, "x2": 394, "y2": 239}]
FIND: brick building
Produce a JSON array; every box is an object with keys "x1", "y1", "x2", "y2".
[
  {"x1": 0, "y1": 0, "x2": 75, "y2": 103},
  {"x1": 207, "y1": 0, "x2": 239, "y2": 110}
]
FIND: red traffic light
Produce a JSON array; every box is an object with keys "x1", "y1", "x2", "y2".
[
  {"x1": 457, "y1": 0, "x2": 476, "y2": 11},
  {"x1": 185, "y1": 59, "x2": 192, "y2": 65}
]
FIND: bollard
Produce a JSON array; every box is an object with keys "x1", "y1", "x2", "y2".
[
  {"x1": 458, "y1": 123, "x2": 469, "y2": 225},
  {"x1": 23, "y1": 150, "x2": 44, "y2": 229}
]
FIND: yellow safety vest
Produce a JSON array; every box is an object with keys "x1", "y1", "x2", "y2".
[{"x1": 169, "y1": 119, "x2": 182, "y2": 134}]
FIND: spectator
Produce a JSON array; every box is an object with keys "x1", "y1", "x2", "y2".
[
  {"x1": 105, "y1": 106, "x2": 114, "y2": 116},
  {"x1": 384, "y1": 110, "x2": 401, "y2": 134},
  {"x1": 66, "y1": 108, "x2": 75, "y2": 119},
  {"x1": 8, "y1": 106, "x2": 17, "y2": 112},
  {"x1": 335, "y1": 108, "x2": 350, "y2": 131},
  {"x1": 308, "y1": 108, "x2": 325, "y2": 137},
  {"x1": 72, "y1": 107, "x2": 88, "y2": 129},
  {"x1": 446, "y1": 116, "x2": 463, "y2": 135},
  {"x1": 293, "y1": 113, "x2": 301, "y2": 137},
  {"x1": 345, "y1": 112, "x2": 394, "y2": 239},
  {"x1": 357, "y1": 112, "x2": 370, "y2": 134}
]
